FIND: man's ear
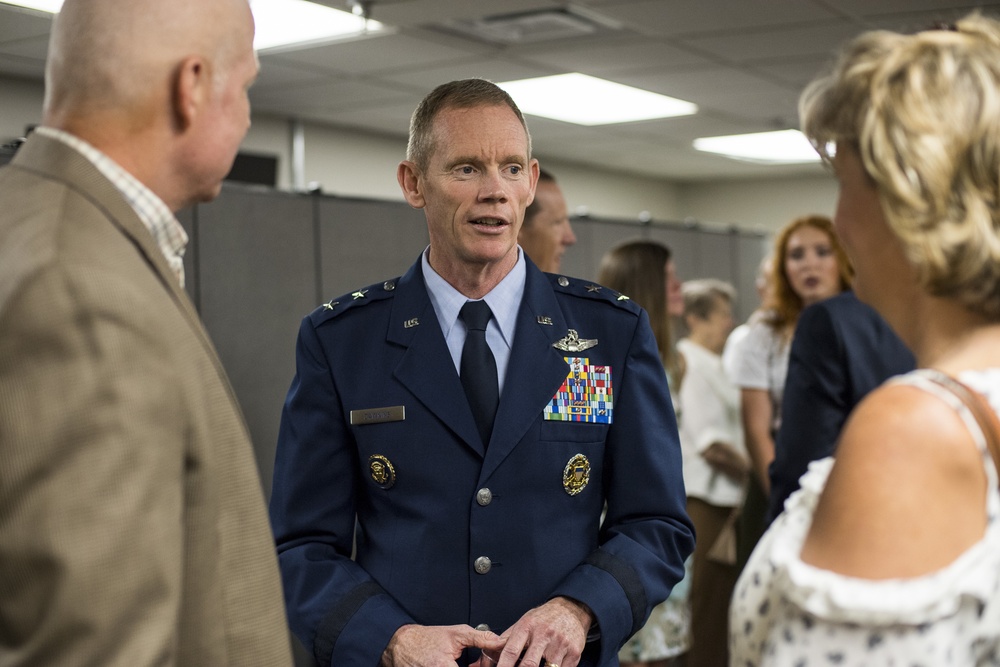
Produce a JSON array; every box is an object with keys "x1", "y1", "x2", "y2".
[
  {"x1": 397, "y1": 160, "x2": 426, "y2": 209},
  {"x1": 173, "y1": 55, "x2": 209, "y2": 132}
]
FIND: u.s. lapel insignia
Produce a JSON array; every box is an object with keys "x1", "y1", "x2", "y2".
[
  {"x1": 553, "y1": 329, "x2": 597, "y2": 352},
  {"x1": 563, "y1": 454, "x2": 591, "y2": 496},
  {"x1": 352, "y1": 289, "x2": 368, "y2": 300},
  {"x1": 404, "y1": 318, "x2": 419, "y2": 328},
  {"x1": 537, "y1": 315, "x2": 553, "y2": 326},
  {"x1": 369, "y1": 454, "x2": 396, "y2": 489}
]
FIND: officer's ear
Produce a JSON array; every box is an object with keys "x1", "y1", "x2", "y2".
[{"x1": 397, "y1": 160, "x2": 426, "y2": 209}]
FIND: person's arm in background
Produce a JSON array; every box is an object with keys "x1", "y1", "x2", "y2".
[
  {"x1": 768, "y1": 302, "x2": 846, "y2": 523},
  {"x1": 680, "y1": 359, "x2": 748, "y2": 481},
  {"x1": 741, "y1": 388, "x2": 775, "y2": 495},
  {"x1": 729, "y1": 319, "x2": 779, "y2": 496}
]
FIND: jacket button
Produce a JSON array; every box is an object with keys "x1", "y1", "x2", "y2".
[
  {"x1": 475, "y1": 623, "x2": 490, "y2": 632},
  {"x1": 476, "y1": 488, "x2": 493, "y2": 506},
  {"x1": 474, "y1": 556, "x2": 492, "y2": 574}
]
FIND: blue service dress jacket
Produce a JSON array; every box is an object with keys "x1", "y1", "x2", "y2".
[{"x1": 269, "y1": 255, "x2": 694, "y2": 667}]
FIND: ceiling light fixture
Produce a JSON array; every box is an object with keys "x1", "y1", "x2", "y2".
[
  {"x1": 693, "y1": 129, "x2": 820, "y2": 164},
  {"x1": 0, "y1": 0, "x2": 386, "y2": 52},
  {"x1": 498, "y1": 73, "x2": 697, "y2": 126},
  {"x1": 251, "y1": 0, "x2": 386, "y2": 51}
]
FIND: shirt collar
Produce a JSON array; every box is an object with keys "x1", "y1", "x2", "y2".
[
  {"x1": 421, "y1": 246, "x2": 525, "y2": 347},
  {"x1": 34, "y1": 126, "x2": 188, "y2": 286}
]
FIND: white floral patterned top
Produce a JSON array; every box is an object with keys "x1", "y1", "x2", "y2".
[{"x1": 730, "y1": 369, "x2": 1000, "y2": 666}]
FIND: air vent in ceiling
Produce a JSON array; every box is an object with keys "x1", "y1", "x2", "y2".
[{"x1": 439, "y1": 6, "x2": 621, "y2": 44}]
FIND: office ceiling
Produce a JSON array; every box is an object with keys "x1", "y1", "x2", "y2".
[{"x1": 1, "y1": 0, "x2": 997, "y2": 182}]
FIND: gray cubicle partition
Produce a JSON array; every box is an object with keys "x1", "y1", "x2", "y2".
[
  {"x1": 317, "y1": 197, "x2": 429, "y2": 300},
  {"x1": 179, "y1": 184, "x2": 769, "y2": 500}
]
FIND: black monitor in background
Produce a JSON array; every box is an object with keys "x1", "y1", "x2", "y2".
[
  {"x1": 225, "y1": 151, "x2": 278, "y2": 187},
  {"x1": 0, "y1": 138, "x2": 25, "y2": 166}
]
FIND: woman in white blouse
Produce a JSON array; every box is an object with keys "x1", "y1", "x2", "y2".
[
  {"x1": 731, "y1": 14, "x2": 1000, "y2": 665},
  {"x1": 677, "y1": 279, "x2": 749, "y2": 667}
]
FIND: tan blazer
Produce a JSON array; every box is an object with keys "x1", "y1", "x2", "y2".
[{"x1": 0, "y1": 134, "x2": 292, "y2": 666}]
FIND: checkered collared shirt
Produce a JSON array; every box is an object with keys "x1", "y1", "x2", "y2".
[{"x1": 34, "y1": 126, "x2": 189, "y2": 287}]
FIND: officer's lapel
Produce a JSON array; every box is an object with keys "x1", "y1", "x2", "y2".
[
  {"x1": 388, "y1": 262, "x2": 484, "y2": 455},
  {"x1": 482, "y1": 266, "x2": 571, "y2": 476}
]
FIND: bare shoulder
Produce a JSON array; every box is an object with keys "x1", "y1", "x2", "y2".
[{"x1": 800, "y1": 380, "x2": 988, "y2": 579}]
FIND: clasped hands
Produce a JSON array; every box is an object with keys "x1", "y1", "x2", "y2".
[{"x1": 382, "y1": 596, "x2": 593, "y2": 667}]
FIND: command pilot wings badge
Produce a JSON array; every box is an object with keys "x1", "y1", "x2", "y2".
[{"x1": 552, "y1": 329, "x2": 597, "y2": 352}]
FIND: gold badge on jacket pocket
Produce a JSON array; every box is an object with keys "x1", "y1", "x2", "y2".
[
  {"x1": 543, "y1": 357, "x2": 613, "y2": 424},
  {"x1": 563, "y1": 454, "x2": 591, "y2": 495},
  {"x1": 369, "y1": 454, "x2": 396, "y2": 489}
]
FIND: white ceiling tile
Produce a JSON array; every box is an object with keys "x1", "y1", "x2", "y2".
[
  {"x1": 594, "y1": 0, "x2": 839, "y2": 36},
  {"x1": 680, "y1": 20, "x2": 861, "y2": 61},
  {"x1": 376, "y1": 57, "x2": 550, "y2": 90},
  {"x1": 614, "y1": 67, "x2": 800, "y2": 123},
  {"x1": 516, "y1": 36, "x2": 713, "y2": 74},
  {"x1": 265, "y1": 32, "x2": 483, "y2": 75}
]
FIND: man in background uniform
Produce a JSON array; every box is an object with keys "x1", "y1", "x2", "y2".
[{"x1": 518, "y1": 168, "x2": 577, "y2": 273}]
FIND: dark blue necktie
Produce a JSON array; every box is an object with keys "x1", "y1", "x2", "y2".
[{"x1": 459, "y1": 300, "x2": 499, "y2": 447}]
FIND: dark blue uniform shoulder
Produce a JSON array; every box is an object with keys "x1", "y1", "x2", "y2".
[
  {"x1": 546, "y1": 273, "x2": 643, "y2": 316},
  {"x1": 308, "y1": 277, "x2": 401, "y2": 326}
]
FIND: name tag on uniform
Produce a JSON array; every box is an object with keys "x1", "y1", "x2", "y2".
[
  {"x1": 543, "y1": 357, "x2": 613, "y2": 424},
  {"x1": 350, "y1": 405, "x2": 405, "y2": 425}
]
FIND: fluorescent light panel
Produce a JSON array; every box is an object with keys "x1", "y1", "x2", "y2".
[
  {"x1": 499, "y1": 73, "x2": 697, "y2": 126},
  {"x1": 0, "y1": 0, "x2": 384, "y2": 51},
  {"x1": 251, "y1": 0, "x2": 385, "y2": 51},
  {"x1": 693, "y1": 129, "x2": 821, "y2": 164}
]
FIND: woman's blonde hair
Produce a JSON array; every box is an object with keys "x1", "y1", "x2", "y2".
[
  {"x1": 762, "y1": 215, "x2": 852, "y2": 338},
  {"x1": 597, "y1": 239, "x2": 680, "y2": 384},
  {"x1": 800, "y1": 13, "x2": 1000, "y2": 320}
]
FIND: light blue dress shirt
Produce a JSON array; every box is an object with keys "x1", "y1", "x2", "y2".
[{"x1": 421, "y1": 246, "x2": 526, "y2": 395}]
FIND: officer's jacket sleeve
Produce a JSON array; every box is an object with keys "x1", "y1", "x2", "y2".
[
  {"x1": 270, "y1": 314, "x2": 411, "y2": 667},
  {"x1": 549, "y1": 307, "x2": 695, "y2": 665}
]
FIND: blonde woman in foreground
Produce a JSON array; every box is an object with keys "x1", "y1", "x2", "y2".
[{"x1": 731, "y1": 14, "x2": 1000, "y2": 665}]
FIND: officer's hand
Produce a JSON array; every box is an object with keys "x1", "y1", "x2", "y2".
[
  {"x1": 382, "y1": 623, "x2": 503, "y2": 667},
  {"x1": 493, "y1": 597, "x2": 592, "y2": 667}
]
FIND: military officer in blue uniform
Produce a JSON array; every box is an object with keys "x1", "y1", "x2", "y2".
[{"x1": 269, "y1": 79, "x2": 694, "y2": 667}]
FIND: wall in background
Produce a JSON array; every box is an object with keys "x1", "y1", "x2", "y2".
[
  {"x1": 0, "y1": 76, "x2": 43, "y2": 140},
  {"x1": 678, "y1": 175, "x2": 838, "y2": 231},
  {"x1": 1, "y1": 73, "x2": 835, "y2": 233}
]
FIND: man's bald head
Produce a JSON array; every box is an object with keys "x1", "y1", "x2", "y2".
[
  {"x1": 42, "y1": 0, "x2": 258, "y2": 211},
  {"x1": 45, "y1": 0, "x2": 253, "y2": 120}
]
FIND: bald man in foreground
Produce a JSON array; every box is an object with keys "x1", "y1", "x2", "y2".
[{"x1": 0, "y1": 0, "x2": 292, "y2": 664}]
